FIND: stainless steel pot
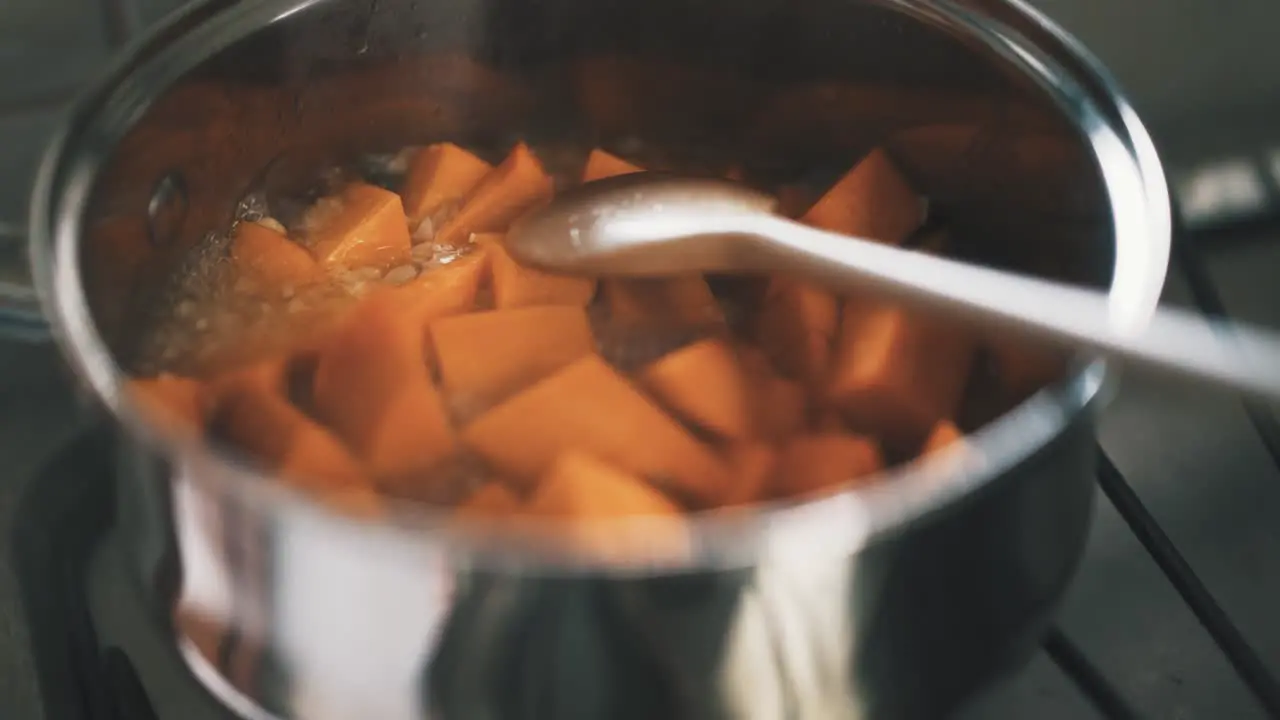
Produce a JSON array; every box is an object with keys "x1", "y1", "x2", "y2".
[{"x1": 24, "y1": 0, "x2": 1170, "y2": 717}]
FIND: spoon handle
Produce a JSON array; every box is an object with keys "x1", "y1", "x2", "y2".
[{"x1": 748, "y1": 215, "x2": 1280, "y2": 401}]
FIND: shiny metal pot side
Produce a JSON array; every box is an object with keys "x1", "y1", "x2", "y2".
[{"x1": 29, "y1": 0, "x2": 1169, "y2": 717}]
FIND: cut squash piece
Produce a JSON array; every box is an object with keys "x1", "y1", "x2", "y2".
[
  {"x1": 312, "y1": 290, "x2": 456, "y2": 485},
  {"x1": 640, "y1": 338, "x2": 754, "y2": 441},
  {"x1": 604, "y1": 275, "x2": 724, "y2": 329},
  {"x1": 128, "y1": 374, "x2": 208, "y2": 436},
  {"x1": 304, "y1": 183, "x2": 412, "y2": 271},
  {"x1": 394, "y1": 245, "x2": 491, "y2": 328},
  {"x1": 776, "y1": 433, "x2": 882, "y2": 498},
  {"x1": 529, "y1": 451, "x2": 688, "y2": 560},
  {"x1": 456, "y1": 482, "x2": 522, "y2": 517},
  {"x1": 721, "y1": 443, "x2": 777, "y2": 507},
  {"x1": 462, "y1": 354, "x2": 729, "y2": 504},
  {"x1": 531, "y1": 451, "x2": 681, "y2": 517},
  {"x1": 401, "y1": 142, "x2": 493, "y2": 226},
  {"x1": 802, "y1": 148, "x2": 922, "y2": 245},
  {"x1": 738, "y1": 346, "x2": 808, "y2": 441},
  {"x1": 229, "y1": 222, "x2": 321, "y2": 288},
  {"x1": 476, "y1": 234, "x2": 595, "y2": 308},
  {"x1": 218, "y1": 384, "x2": 368, "y2": 493},
  {"x1": 827, "y1": 299, "x2": 976, "y2": 450},
  {"x1": 582, "y1": 148, "x2": 643, "y2": 182},
  {"x1": 922, "y1": 420, "x2": 965, "y2": 456},
  {"x1": 755, "y1": 278, "x2": 839, "y2": 385},
  {"x1": 430, "y1": 305, "x2": 595, "y2": 416},
  {"x1": 433, "y1": 142, "x2": 554, "y2": 246}
]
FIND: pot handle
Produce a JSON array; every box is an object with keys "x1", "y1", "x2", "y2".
[{"x1": 0, "y1": 227, "x2": 50, "y2": 343}]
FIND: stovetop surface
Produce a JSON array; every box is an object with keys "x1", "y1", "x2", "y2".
[{"x1": 3, "y1": 1, "x2": 1280, "y2": 719}]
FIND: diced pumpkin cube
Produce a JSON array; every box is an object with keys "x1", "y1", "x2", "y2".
[
  {"x1": 430, "y1": 305, "x2": 595, "y2": 416},
  {"x1": 604, "y1": 275, "x2": 724, "y2": 329},
  {"x1": 128, "y1": 374, "x2": 208, "y2": 436},
  {"x1": 721, "y1": 443, "x2": 777, "y2": 506},
  {"x1": 582, "y1": 148, "x2": 643, "y2": 182},
  {"x1": 531, "y1": 451, "x2": 682, "y2": 517},
  {"x1": 456, "y1": 482, "x2": 522, "y2": 517},
  {"x1": 462, "y1": 354, "x2": 729, "y2": 505},
  {"x1": 218, "y1": 385, "x2": 368, "y2": 493},
  {"x1": 738, "y1": 346, "x2": 808, "y2": 441},
  {"x1": 229, "y1": 222, "x2": 321, "y2": 288},
  {"x1": 433, "y1": 142, "x2": 554, "y2": 246},
  {"x1": 304, "y1": 183, "x2": 412, "y2": 271},
  {"x1": 922, "y1": 420, "x2": 964, "y2": 456},
  {"x1": 755, "y1": 278, "x2": 839, "y2": 385},
  {"x1": 529, "y1": 451, "x2": 688, "y2": 560},
  {"x1": 476, "y1": 234, "x2": 595, "y2": 308},
  {"x1": 401, "y1": 142, "x2": 493, "y2": 226},
  {"x1": 756, "y1": 378, "x2": 808, "y2": 441},
  {"x1": 802, "y1": 148, "x2": 922, "y2": 245},
  {"x1": 827, "y1": 299, "x2": 976, "y2": 450},
  {"x1": 640, "y1": 338, "x2": 754, "y2": 441},
  {"x1": 312, "y1": 290, "x2": 456, "y2": 485},
  {"x1": 776, "y1": 433, "x2": 882, "y2": 498},
  {"x1": 394, "y1": 245, "x2": 491, "y2": 327}
]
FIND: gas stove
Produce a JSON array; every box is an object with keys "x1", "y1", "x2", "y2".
[{"x1": 4, "y1": 1, "x2": 1280, "y2": 719}]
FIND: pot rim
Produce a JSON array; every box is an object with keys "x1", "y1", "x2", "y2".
[{"x1": 28, "y1": 0, "x2": 1170, "y2": 574}]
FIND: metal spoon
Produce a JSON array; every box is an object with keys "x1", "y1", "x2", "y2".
[{"x1": 507, "y1": 173, "x2": 1280, "y2": 401}]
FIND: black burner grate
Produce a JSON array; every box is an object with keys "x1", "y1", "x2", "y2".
[{"x1": 1039, "y1": 208, "x2": 1280, "y2": 720}]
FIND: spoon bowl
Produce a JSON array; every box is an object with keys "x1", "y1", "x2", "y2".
[{"x1": 508, "y1": 172, "x2": 779, "y2": 275}]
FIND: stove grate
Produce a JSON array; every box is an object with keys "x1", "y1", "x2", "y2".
[{"x1": 1043, "y1": 212, "x2": 1280, "y2": 719}]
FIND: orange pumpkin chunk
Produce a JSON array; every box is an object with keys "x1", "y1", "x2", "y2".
[
  {"x1": 218, "y1": 385, "x2": 368, "y2": 493},
  {"x1": 312, "y1": 291, "x2": 456, "y2": 485},
  {"x1": 802, "y1": 148, "x2": 922, "y2": 245},
  {"x1": 456, "y1": 482, "x2": 522, "y2": 517},
  {"x1": 827, "y1": 298, "x2": 976, "y2": 449},
  {"x1": 721, "y1": 443, "x2": 778, "y2": 506},
  {"x1": 922, "y1": 420, "x2": 965, "y2": 456},
  {"x1": 531, "y1": 451, "x2": 681, "y2": 517},
  {"x1": 582, "y1": 148, "x2": 643, "y2": 182},
  {"x1": 304, "y1": 183, "x2": 411, "y2": 271},
  {"x1": 604, "y1": 275, "x2": 724, "y2": 328},
  {"x1": 229, "y1": 222, "x2": 321, "y2": 288},
  {"x1": 462, "y1": 354, "x2": 729, "y2": 504},
  {"x1": 755, "y1": 278, "x2": 839, "y2": 385},
  {"x1": 776, "y1": 433, "x2": 883, "y2": 498},
  {"x1": 640, "y1": 338, "x2": 754, "y2": 441},
  {"x1": 529, "y1": 451, "x2": 688, "y2": 560},
  {"x1": 128, "y1": 374, "x2": 208, "y2": 436},
  {"x1": 430, "y1": 305, "x2": 595, "y2": 415},
  {"x1": 477, "y1": 234, "x2": 595, "y2": 308},
  {"x1": 434, "y1": 143, "x2": 554, "y2": 246},
  {"x1": 394, "y1": 246, "x2": 491, "y2": 328},
  {"x1": 738, "y1": 347, "x2": 808, "y2": 441},
  {"x1": 401, "y1": 142, "x2": 494, "y2": 226}
]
